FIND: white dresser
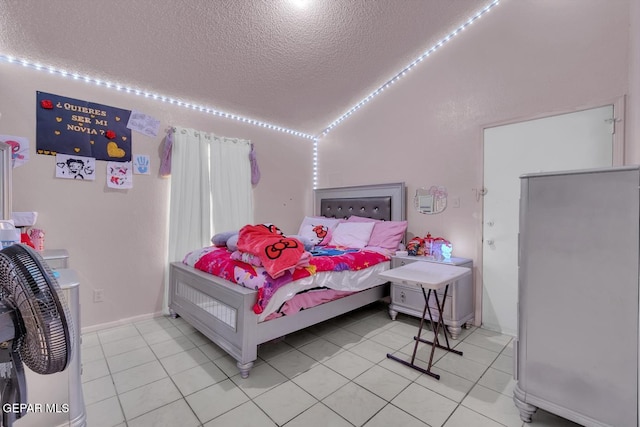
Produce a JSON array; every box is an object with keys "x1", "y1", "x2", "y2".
[
  {"x1": 515, "y1": 167, "x2": 638, "y2": 426},
  {"x1": 388, "y1": 255, "x2": 474, "y2": 339}
]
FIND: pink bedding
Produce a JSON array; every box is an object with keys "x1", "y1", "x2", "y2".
[
  {"x1": 263, "y1": 289, "x2": 356, "y2": 321},
  {"x1": 183, "y1": 244, "x2": 389, "y2": 315},
  {"x1": 237, "y1": 224, "x2": 311, "y2": 278}
]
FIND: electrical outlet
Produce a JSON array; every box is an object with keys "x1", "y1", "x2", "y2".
[
  {"x1": 93, "y1": 289, "x2": 104, "y2": 303},
  {"x1": 451, "y1": 196, "x2": 461, "y2": 208}
]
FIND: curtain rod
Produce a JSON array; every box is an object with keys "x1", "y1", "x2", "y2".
[{"x1": 168, "y1": 126, "x2": 250, "y2": 144}]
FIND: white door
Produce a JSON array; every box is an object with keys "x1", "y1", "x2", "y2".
[{"x1": 482, "y1": 105, "x2": 615, "y2": 335}]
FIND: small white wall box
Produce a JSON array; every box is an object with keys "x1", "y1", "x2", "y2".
[{"x1": 11, "y1": 211, "x2": 38, "y2": 227}]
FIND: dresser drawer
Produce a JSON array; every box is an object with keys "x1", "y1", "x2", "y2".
[
  {"x1": 40, "y1": 249, "x2": 69, "y2": 269},
  {"x1": 391, "y1": 283, "x2": 452, "y2": 319}
]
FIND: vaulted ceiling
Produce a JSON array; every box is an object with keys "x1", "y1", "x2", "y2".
[{"x1": 0, "y1": 0, "x2": 497, "y2": 136}]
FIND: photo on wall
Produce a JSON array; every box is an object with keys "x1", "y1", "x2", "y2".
[
  {"x1": 55, "y1": 153, "x2": 96, "y2": 180},
  {"x1": 133, "y1": 155, "x2": 150, "y2": 175},
  {"x1": 0, "y1": 135, "x2": 29, "y2": 168},
  {"x1": 36, "y1": 91, "x2": 132, "y2": 162},
  {"x1": 107, "y1": 161, "x2": 133, "y2": 189}
]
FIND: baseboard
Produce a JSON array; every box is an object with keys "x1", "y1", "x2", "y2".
[{"x1": 81, "y1": 311, "x2": 165, "y2": 334}]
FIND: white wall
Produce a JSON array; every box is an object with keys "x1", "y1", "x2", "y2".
[
  {"x1": 317, "y1": 0, "x2": 632, "y2": 325},
  {"x1": 1, "y1": 0, "x2": 634, "y2": 331},
  {"x1": 0, "y1": 61, "x2": 314, "y2": 328},
  {"x1": 628, "y1": 0, "x2": 640, "y2": 163}
]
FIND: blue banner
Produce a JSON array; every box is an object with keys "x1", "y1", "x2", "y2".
[{"x1": 36, "y1": 91, "x2": 132, "y2": 162}]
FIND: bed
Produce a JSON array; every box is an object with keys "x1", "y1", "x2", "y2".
[{"x1": 168, "y1": 182, "x2": 406, "y2": 378}]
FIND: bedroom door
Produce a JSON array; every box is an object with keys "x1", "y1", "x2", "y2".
[{"x1": 481, "y1": 104, "x2": 618, "y2": 335}]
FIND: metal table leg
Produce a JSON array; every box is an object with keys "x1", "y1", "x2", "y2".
[{"x1": 386, "y1": 284, "x2": 463, "y2": 380}]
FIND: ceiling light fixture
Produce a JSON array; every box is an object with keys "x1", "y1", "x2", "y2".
[
  {"x1": 289, "y1": 0, "x2": 311, "y2": 9},
  {"x1": 317, "y1": 0, "x2": 500, "y2": 137}
]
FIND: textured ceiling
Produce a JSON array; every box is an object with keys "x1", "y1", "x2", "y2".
[{"x1": 0, "y1": 0, "x2": 496, "y2": 136}]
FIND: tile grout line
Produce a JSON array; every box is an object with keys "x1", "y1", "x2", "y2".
[
  {"x1": 131, "y1": 320, "x2": 211, "y2": 426},
  {"x1": 84, "y1": 307, "x2": 516, "y2": 427}
]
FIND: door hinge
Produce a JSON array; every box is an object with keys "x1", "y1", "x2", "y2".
[{"x1": 604, "y1": 117, "x2": 621, "y2": 134}]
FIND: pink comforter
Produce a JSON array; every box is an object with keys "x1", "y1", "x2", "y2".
[{"x1": 184, "y1": 245, "x2": 389, "y2": 314}]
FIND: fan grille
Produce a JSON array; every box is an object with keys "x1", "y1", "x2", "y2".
[{"x1": 0, "y1": 245, "x2": 74, "y2": 375}]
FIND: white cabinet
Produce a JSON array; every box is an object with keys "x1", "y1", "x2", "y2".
[
  {"x1": 515, "y1": 167, "x2": 638, "y2": 427},
  {"x1": 388, "y1": 255, "x2": 474, "y2": 339},
  {"x1": 40, "y1": 249, "x2": 69, "y2": 269}
]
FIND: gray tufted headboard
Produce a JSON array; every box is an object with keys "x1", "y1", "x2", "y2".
[
  {"x1": 319, "y1": 197, "x2": 392, "y2": 221},
  {"x1": 314, "y1": 182, "x2": 405, "y2": 222}
]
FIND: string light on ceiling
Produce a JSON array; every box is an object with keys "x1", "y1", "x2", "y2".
[
  {"x1": 313, "y1": 137, "x2": 319, "y2": 188},
  {"x1": 317, "y1": 0, "x2": 500, "y2": 137},
  {"x1": 0, "y1": 0, "x2": 499, "y2": 149},
  {"x1": 0, "y1": 54, "x2": 315, "y2": 140}
]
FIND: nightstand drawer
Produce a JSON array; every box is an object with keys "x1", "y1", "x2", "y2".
[
  {"x1": 391, "y1": 284, "x2": 452, "y2": 318},
  {"x1": 391, "y1": 257, "x2": 416, "y2": 269}
]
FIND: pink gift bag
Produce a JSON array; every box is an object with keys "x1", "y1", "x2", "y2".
[{"x1": 28, "y1": 228, "x2": 45, "y2": 251}]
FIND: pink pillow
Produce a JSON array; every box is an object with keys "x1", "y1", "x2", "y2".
[
  {"x1": 330, "y1": 221, "x2": 375, "y2": 248},
  {"x1": 347, "y1": 215, "x2": 407, "y2": 250}
]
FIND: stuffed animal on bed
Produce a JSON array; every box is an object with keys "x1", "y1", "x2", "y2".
[{"x1": 406, "y1": 236, "x2": 425, "y2": 256}]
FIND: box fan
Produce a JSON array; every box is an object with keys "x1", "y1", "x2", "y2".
[{"x1": 0, "y1": 244, "x2": 75, "y2": 426}]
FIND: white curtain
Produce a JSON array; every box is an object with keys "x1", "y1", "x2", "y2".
[
  {"x1": 209, "y1": 135, "x2": 254, "y2": 232},
  {"x1": 164, "y1": 126, "x2": 254, "y2": 313}
]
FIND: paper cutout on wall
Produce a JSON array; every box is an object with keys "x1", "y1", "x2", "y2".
[
  {"x1": 0, "y1": 135, "x2": 29, "y2": 168},
  {"x1": 107, "y1": 161, "x2": 133, "y2": 189},
  {"x1": 55, "y1": 154, "x2": 96, "y2": 180},
  {"x1": 36, "y1": 91, "x2": 132, "y2": 161},
  {"x1": 133, "y1": 155, "x2": 150, "y2": 175},
  {"x1": 127, "y1": 111, "x2": 160, "y2": 137}
]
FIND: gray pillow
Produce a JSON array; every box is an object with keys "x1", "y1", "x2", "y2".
[{"x1": 211, "y1": 230, "x2": 238, "y2": 247}]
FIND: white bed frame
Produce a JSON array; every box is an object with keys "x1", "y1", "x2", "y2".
[{"x1": 168, "y1": 182, "x2": 405, "y2": 378}]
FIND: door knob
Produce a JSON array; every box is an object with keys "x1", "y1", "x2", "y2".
[{"x1": 486, "y1": 220, "x2": 495, "y2": 227}]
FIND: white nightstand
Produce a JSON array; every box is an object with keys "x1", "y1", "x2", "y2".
[{"x1": 388, "y1": 255, "x2": 474, "y2": 339}]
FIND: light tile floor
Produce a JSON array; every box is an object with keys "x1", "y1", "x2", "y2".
[{"x1": 81, "y1": 302, "x2": 582, "y2": 427}]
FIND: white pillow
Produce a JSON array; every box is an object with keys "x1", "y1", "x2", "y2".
[
  {"x1": 297, "y1": 216, "x2": 342, "y2": 245},
  {"x1": 298, "y1": 224, "x2": 332, "y2": 246},
  {"x1": 330, "y1": 222, "x2": 375, "y2": 248}
]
